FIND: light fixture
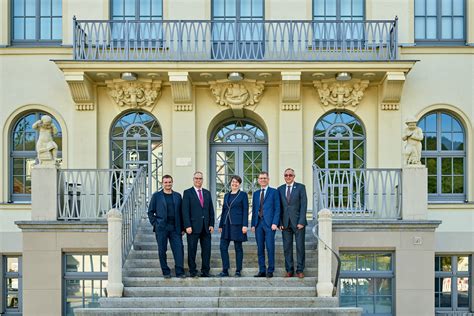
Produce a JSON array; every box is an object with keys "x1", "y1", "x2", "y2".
[
  {"x1": 121, "y1": 72, "x2": 138, "y2": 81},
  {"x1": 336, "y1": 72, "x2": 352, "y2": 81},
  {"x1": 227, "y1": 72, "x2": 244, "y2": 81}
]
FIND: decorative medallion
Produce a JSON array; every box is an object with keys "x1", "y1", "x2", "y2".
[
  {"x1": 106, "y1": 79, "x2": 162, "y2": 110},
  {"x1": 313, "y1": 79, "x2": 370, "y2": 109}
]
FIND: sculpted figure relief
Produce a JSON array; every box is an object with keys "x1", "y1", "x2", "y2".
[
  {"x1": 106, "y1": 79, "x2": 162, "y2": 110},
  {"x1": 32, "y1": 115, "x2": 58, "y2": 165},
  {"x1": 402, "y1": 116, "x2": 424, "y2": 166},
  {"x1": 209, "y1": 80, "x2": 265, "y2": 109},
  {"x1": 314, "y1": 79, "x2": 369, "y2": 108}
]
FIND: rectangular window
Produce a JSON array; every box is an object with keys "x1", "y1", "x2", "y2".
[
  {"x1": 12, "y1": 0, "x2": 62, "y2": 45},
  {"x1": 63, "y1": 254, "x2": 108, "y2": 316},
  {"x1": 3, "y1": 256, "x2": 22, "y2": 314},
  {"x1": 340, "y1": 252, "x2": 394, "y2": 315},
  {"x1": 415, "y1": 0, "x2": 465, "y2": 44},
  {"x1": 435, "y1": 255, "x2": 471, "y2": 312}
]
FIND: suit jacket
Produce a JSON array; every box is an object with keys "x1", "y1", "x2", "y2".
[
  {"x1": 278, "y1": 182, "x2": 308, "y2": 229},
  {"x1": 219, "y1": 191, "x2": 249, "y2": 228},
  {"x1": 251, "y1": 187, "x2": 280, "y2": 228},
  {"x1": 147, "y1": 190, "x2": 183, "y2": 234},
  {"x1": 182, "y1": 187, "x2": 215, "y2": 234}
]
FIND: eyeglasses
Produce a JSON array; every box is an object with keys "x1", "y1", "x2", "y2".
[
  {"x1": 258, "y1": 177, "x2": 268, "y2": 180},
  {"x1": 284, "y1": 174, "x2": 294, "y2": 178},
  {"x1": 194, "y1": 177, "x2": 203, "y2": 180}
]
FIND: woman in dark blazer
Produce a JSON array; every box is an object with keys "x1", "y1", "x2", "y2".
[{"x1": 218, "y1": 175, "x2": 249, "y2": 277}]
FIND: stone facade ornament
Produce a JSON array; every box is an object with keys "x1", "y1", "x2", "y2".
[
  {"x1": 169, "y1": 72, "x2": 193, "y2": 111},
  {"x1": 380, "y1": 72, "x2": 406, "y2": 111},
  {"x1": 209, "y1": 79, "x2": 265, "y2": 117},
  {"x1": 281, "y1": 71, "x2": 301, "y2": 111},
  {"x1": 64, "y1": 72, "x2": 95, "y2": 111},
  {"x1": 33, "y1": 115, "x2": 59, "y2": 165},
  {"x1": 402, "y1": 116, "x2": 424, "y2": 166},
  {"x1": 313, "y1": 78, "x2": 369, "y2": 109},
  {"x1": 106, "y1": 79, "x2": 162, "y2": 110}
]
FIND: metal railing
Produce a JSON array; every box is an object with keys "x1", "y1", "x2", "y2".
[
  {"x1": 119, "y1": 167, "x2": 147, "y2": 265},
  {"x1": 73, "y1": 17, "x2": 398, "y2": 61},
  {"x1": 57, "y1": 169, "x2": 143, "y2": 220},
  {"x1": 313, "y1": 167, "x2": 402, "y2": 219}
]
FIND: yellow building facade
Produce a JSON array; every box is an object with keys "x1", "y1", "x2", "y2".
[{"x1": 0, "y1": 0, "x2": 473, "y2": 315}]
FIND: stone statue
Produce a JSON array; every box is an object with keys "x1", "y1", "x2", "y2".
[
  {"x1": 402, "y1": 116, "x2": 423, "y2": 166},
  {"x1": 32, "y1": 115, "x2": 58, "y2": 165}
]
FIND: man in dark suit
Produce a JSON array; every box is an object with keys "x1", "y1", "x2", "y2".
[
  {"x1": 182, "y1": 171, "x2": 215, "y2": 277},
  {"x1": 251, "y1": 171, "x2": 280, "y2": 278},
  {"x1": 278, "y1": 168, "x2": 308, "y2": 278},
  {"x1": 147, "y1": 175, "x2": 185, "y2": 279}
]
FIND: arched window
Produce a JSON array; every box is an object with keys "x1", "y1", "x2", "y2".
[
  {"x1": 313, "y1": 111, "x2": 365, "y2": 169},
  {"x1": 418, "y1": 111, "x2": 466, "y2": 202},
  {"x1": 110, "y1": 111, "x2": 162, "y2": 196},
  {"x1": 210, "y1": 119, "x2": 268, "y2": 213},
  {"x1": 10, "y1": 111, "x2": 62, "y2": 202}
]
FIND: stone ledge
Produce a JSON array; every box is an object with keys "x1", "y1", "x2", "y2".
[
  {"x1": 333, "y1": 219, "x2": 441, "y2": 232},
  {"x1": 15, "y1": 220, "x2": 107, "y2": 232}
]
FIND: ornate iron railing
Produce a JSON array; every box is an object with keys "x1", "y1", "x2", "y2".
[
  {"x1": 57, "y1": 169, "x2": 143, "y2": 220},
  {"x1": 313, "y1": 167, "x2": 402, "y2": 219},
  {"x1": 73, "y1": 18, "x2": 398, "y2": 61}
]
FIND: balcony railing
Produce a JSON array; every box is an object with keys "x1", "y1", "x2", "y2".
[
  {"x1": 314, "y1": 167, "x2": 402, "y2": 219},
  {"x1": 57, "y1": 169, "x2": 143, "y2": 220},
  {"x1": 73, "y1": 18, "x2": 398, "y2": 61}
]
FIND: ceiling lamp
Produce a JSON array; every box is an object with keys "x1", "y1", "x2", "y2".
[
  {"x1": 227, "y1": 72, "x2": 244, "y2": 81},
  {"x1": 121, "y1": 72, "x2": 138, "y2": 81},
  {"x1": 336, "y1": 72, "x2": 352, "y2": 81}
]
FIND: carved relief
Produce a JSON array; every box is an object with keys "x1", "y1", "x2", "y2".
[
  {"x1": 313, "y1": 79, "x2": 370, "y2": 109},
  {"x1": 380, "y1": 72, "x2": 406, "y2": 111},
  {"x1": 64, "y1": 72, "x2": 95, "y2": 111},
  {"x1": 281, "y1": 72, "x2": 301, "y2": 111},
  {"x1": 106, "y1": 79, "x2": 162, "y2": 110}
]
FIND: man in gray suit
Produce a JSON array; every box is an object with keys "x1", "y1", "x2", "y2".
[{"x1": 278, "y1": 168, "x2": 308, "y2": 278}]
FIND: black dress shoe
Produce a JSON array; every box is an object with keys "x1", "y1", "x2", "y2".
[
  {"x1": 200, "y1": 272, "x2": 213, "y2": 277},
  {"x1": 218, "y1": 271, "x2": 229, "y2": 277},
  {"x1": 266, "y1": 272, "x2": 273, "y2": 278},
  {"x1": 189, "y1": 272, "x2": 198, "y2": 278},
  {"x1": 235, "y1": 271, "x2": 241, "y2": 277},
  {"x1": 254, "y1": 272, "x2": 266, "y2": 277},
  {"x1": 163, "y1": 274, "x2": 172, "y2": 279}
]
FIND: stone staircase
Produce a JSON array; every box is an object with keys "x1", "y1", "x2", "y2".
[{"x1": 75, "y1": 219, "x2": 362, "y2": 315}]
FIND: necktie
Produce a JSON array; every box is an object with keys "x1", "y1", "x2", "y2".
[
  {"x1": 198, "y1": 189, "x2": 204, "y2": 208},
  {"x1": 258, "y1": 189, "x2": 265, "y2": 218},
  {"x1": 286, "y1": 185, "x2": 291, "y2": 203}
]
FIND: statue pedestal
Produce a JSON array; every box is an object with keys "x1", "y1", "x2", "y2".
[
  {"x1": 31, "y1": 164, "x2": 59, "y2": 220},
  {"x1": 401, "y1": 166, "x2": 428, "y2": 220}
]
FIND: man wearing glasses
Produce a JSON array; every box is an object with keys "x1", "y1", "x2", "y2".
[
  {"x1": 278, "y1": 168, "x2": 308, "y2": 278},
  {"x1": 251, "y1": 171, "x2": 280, "y2": 278},
  {"x1": 182, "y1": 171, "x2": 215, "y2": 277}
]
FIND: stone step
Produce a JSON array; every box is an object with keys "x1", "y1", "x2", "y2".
[
  {"x1": 123, "y1": 276, "x2": 317, "y2": 287},
  {"x1": 124, "y1": 286, "x2": 317, "y2": 297},
  {"x1": 127, "y1": 250, "x2": 318, "y2": 260},
  {"x1": 75, "y1": 307, "x2": 362, "y2": 316},
  {"x1": 98, "y1": 297, "x2": 338, "y2": 309},
  {"x1": 123, "y1": 268, "x2": 318, "y2": 277},
  {"x1": 135, "y1": 231, "x2": 316, "y2": 240},
  {"x1": 133, "y1": 241, "x2": 317, "y2": 251}
]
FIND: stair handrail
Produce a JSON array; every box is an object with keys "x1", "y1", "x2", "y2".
[
  {"x1": 118, "y1": 167, "x2": 147, "y2": 265},
  {"x1": 312, "y1": 222, "x2": 341, "y2": 296}
]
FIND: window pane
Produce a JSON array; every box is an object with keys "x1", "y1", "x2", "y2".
[
  {"x1": 453, "y1": 17, "x2": 463, "y2": 39},
  {"x1": 52, "y1": 0, "x2": 61, "y2": 15},
  {"x1": 13, "y1": 176, "x2": 25, "y2": 194},
  {"x1": 13, "y1": 18, "x2": 25, "y2": 40},
  {"x1": 441, "y1": 17, "x2": 452, "y2": 39},
  {"x1": 7, "y1": 278, "x2": 19, "y2": 291},
  {"x1": 101, "y1": 255, "x2": 108, "y2": 272},
  {"x1": 426, "y1": 0, "x2": 437, "y2": 15},
  {"x1": 440, "y1": 278, "x2": 452, "y2": 307},
  {"x1": 25, "y1": 0, "x2": 36, "y2": 16},
  {"x1": 252, "y1": 0, "x2": 263, "y2": 16},
  {"x1": 341, "y1": 253, "x2": 357, "y2": 271},
  {"x1": 457, "y1": 277, "x2": 469, "y2": 307},
  {"x1": 375, "y1": 278, "x2": 391, "y2": 295},
  {"x1": 441, "y1": 176, "x2": 452, "y2": 193},
  {"x1": 84, "y1": 280, "x2": 101, "y2": 308},
  {"x1": 352, "y1": 0, "x2": 363, "y2": 16},
  {"x1": 441, "y1": 133, "x2": 452, "y2": 150},
  {"x1": 65, "y1": 279, "x2": 83, "y2": 316},
  {"x1": 326, "y1": 0, "x2": 336, "y2": 16},
  {"x1": 313, "y1": 0, "x2": 325, "y2": 17},
  {"x1": 452, "y1": 133, "x2": 464, "y2": 150},
  {"x1": 66, "y1": 255, "x2": 83, "y2": 272},
  {"x1": 453, "y1": 0, "x2": 463, "y2": 15},
  {"x1": 84, "y1": 255, "x2": 102, "y2": 272},
  {"x1": 6, "y1": 257, "x2": 19, "y2": 272},
  {"x1": 358, "y1": 295, "x2": 375, "y2": 313},
  {"x1": 415, "y1": 0, "x2": 425, "y2": 15},
  {"x1": 375, "y1": 296, "x2": 392, "y2": 313},
  {"x1": 6, "y1": 293, "x2": 19, "y2": 309},
  {"x1": 41, "y1": 18, "x2": 52, "y2": 39},
  {"x1": 426, "y1": 17, "x2": 437, "y2": 39},
  {"x1": 415, "y1": 17, "x2": 426, "y2": 39},
  {"x1": 357, "y1": 278, "x2": 373, "y2": 295},
  {"x1": 241, "y1": 0, "x2": 251, "y2": 16},
  {"x1": 375, "y1": 253, "x2": 392, "y2": 271},
  {"x1": 441, "y1": 158, "x2": 452, "y2": 175},
  {"x1": 341, "y1": 0, "x2": 351, "y2": 16},
  {"x1": 428, "y1": 175, "x2": 437, "y2": 194},
  {"x1": 425, "y1": 113, "x2": 437, "y2": 132},
  {"x1": 340, "y1": 295, "x2": 357, "y2": 307},
  {"x1": 457, "y1": 256, "x2": 469, "y2": 271},
  {"x1": 25, "y1": 17, "x2": 36, "y2": 39},
  {"x1": 357, "y1": 253, "x2": 374, "y2": 271},
  {"x1": 52, "y1": 17, "x2": 62, "y2": 39},
  {"x1": 41, "y1": 0, "x2": 51, "y2": 15},
  {"x1": 14, "y1": 0, "x2": 25, "y2": 16},
  {"x1": 425, "y1": 132, "x2": 437, "y2": 150},
  {"x1": 340, "y1": 278, "x2": 357, "y2": 295},
  {"x1": 441, "y1": 0, "x2": 452, "y2": 15},
  {"x1": 440, "y1": 256, "x2": 452, "y2": 271},
  {"x1": 140, "y1": 0, "x2": 150, "y2": 16},
  {"x1": 124, "y1": 0, "x2": 136, "y2": 16},
  {"x1": 113, "y1": 0, "x2": 124, "y2": 16},
  {"x1": 453, "y1": 176, "x2": 464, "y2": 193},
  {"x1": 426, "y1": 158, "x2": 437, "y2": 175}
]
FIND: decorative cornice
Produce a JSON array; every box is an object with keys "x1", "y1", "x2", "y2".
[
  {"x1": 15, "y1": 220, "x2": 107, "y2": 232},
  {"x1": 313, "y1": 78, "x2": 370, "y2": 109},
  {"x1": 281, "y1": 71, "x2": 301, "y2": 111},
  {"x1": 64, "y1": 72, "x2": 95, "y2": 111},
  {"x1": 105, "y1": 78, "x2": 162, "y2": 111},
  {"x1": 169, "y1": 72, "x2": 193, "y2": 112},
  {"x1": 380, "y1": 72, "x2": 406, "y2": 111},
  {"x1": 209, "y1": 79, "x2": 265, "y2": 117},
  {"x1": 332, "y1": 219, "x2": 442, "y2": 232}
]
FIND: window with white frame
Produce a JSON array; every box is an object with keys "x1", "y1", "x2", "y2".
[
  {"x1": 339, "y1": 252, "x2": 394, "y2": 315},
  {"x1": 435, "y1": 255, "x2": 471, "y2": 312},
  {"x1": 417, "y1": 111, "x2": 466, "y2": 202},
  {"x1": 2, "y1": 256, "x2": 22, "y2": 314},
  {"x1": 12, "y1": 0, "x2": 62, "y2": 45},
  {"x1": 414, "y1": 0, "x2": 465, "y2": 44},
  {"x1": 63, "y1": 254, "x2": 108, "y2": 316}
]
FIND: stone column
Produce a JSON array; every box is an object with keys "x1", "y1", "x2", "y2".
[
  {"x1": 106, "y1": 209, "x2": 123, "y2": 297},
  {"x1": 317, "y1": 208, "x2": 333, "y2": 297},
  {"x1": 31, "y1": 164, "x2": 59, "y2": 220},
  {"x1": 401, "y1": 166, "x2": 428, "y2": 220},
  {"x1": 279, "y1": 72, "x2": 303, "y2": 179}
]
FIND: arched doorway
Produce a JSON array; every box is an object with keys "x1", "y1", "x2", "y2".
[
  {"x1": 210, "y1": 119, "x2": 268, "y2": 216},
  {"x1": 110, "y1": 111, "x2": 163, "y2": 197}
]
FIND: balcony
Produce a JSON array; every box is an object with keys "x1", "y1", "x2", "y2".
[{"x1": 73, "y1": 18, "x2": 399, "y2": 62}]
